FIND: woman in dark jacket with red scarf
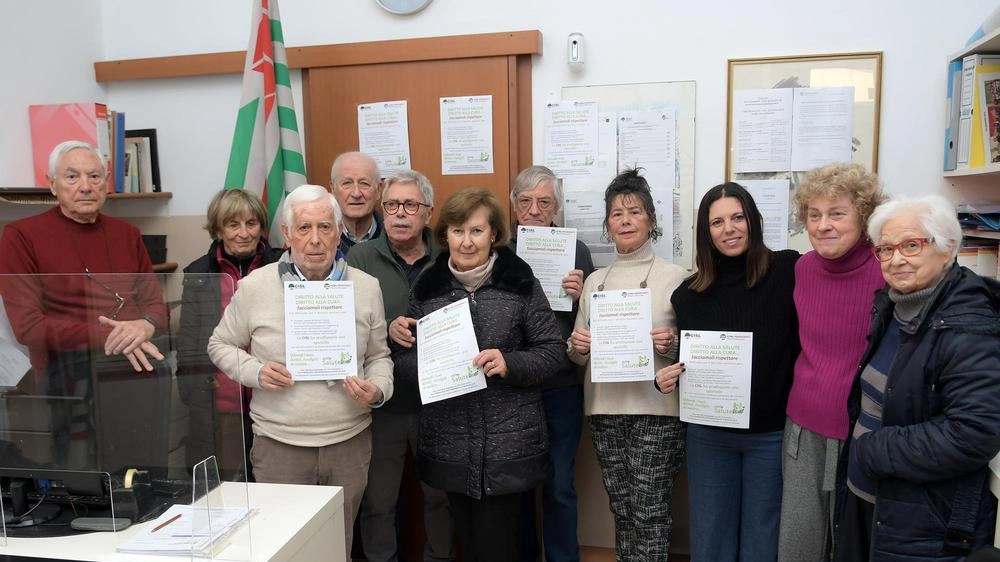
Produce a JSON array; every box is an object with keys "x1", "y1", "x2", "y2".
[{"x1": 176, "y1": 189, "x2": 284, "y2": 480}]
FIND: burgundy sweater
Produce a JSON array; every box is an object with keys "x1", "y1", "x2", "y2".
[{"x1": 0, "y1": 207, "x2": 165, "y2": 371}]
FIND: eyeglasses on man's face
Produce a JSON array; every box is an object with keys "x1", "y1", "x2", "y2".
[
  {"x1": 515, "y1": 197, "x2": 555, "y2": 212},
  {"x1": 872, "y1": 237, "x2": 933, "y2": 262},
  {"x1": 382, "y1": 200, "x2": 430, "y2": 215}
]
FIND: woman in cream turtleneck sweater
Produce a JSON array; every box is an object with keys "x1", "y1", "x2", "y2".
[{"x1": 568, "y1": 169, "x2": 689, "y2": 561}]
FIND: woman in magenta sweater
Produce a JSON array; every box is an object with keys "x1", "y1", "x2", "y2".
[{"x1": 777, "y1": 163, "x2": 886, "y2": 562}]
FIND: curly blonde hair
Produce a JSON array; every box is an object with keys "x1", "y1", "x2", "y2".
[{"x1": 793, "y1": 163, "x2": 885, "y2": 231}]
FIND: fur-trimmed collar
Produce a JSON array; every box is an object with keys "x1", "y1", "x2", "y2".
[{"x1": 414, "y1": 246, "x2": 536, "y2": 300}]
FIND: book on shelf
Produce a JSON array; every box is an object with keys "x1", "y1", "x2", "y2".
[
  {"x1": 958, "y1": 54, "x2": 1000, "y2": 169},
  {"x1": 944, "y1": 59, "x2": 963, "y2": 171},
  {"x1": 110, "y1": 110, "x2": 127, "y2": 193},
  {"x1": 28, "y1": 103, "x2": 111, "y2": 187},
  {"x1": 125, "y1": 135, "x2": 156, "y2": 193},
  {"x1": 979, "y1": 70, "x2": 1000, "y2": 166},
  {"x1": 978, "y1": 244, "x2": 999, "y2": 279},
  {"x1": 125, "y1": 128, "x2": 161, "y2": 192},
  {"x1": 124, "y1": 139, "x2": 139, "y2": 192}
]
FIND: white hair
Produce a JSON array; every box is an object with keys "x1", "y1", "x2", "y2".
[
  {"x1": 283, "y1": 184, "x2": 342, "y2": 229},
  {"x1": 48, "y1": 140, "x2": 106, "y2": 178},
  {"x1": 330, "y1": 151, "x2": 381, "y2": 192},
  {"x1": 867, "y1": 195, "x2": 962, "y2": 261}
]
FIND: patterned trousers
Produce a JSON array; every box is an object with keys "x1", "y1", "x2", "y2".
[{"x1": 589, "y1": 415, "x2": 686, "y2": 562}]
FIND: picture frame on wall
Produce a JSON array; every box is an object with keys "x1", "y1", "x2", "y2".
[
  {"x1": 724, "y1": 51, "x2": 883, "y2": 251},
  {"x1": 124, "y1": 128, "x2": 161, "y2": 192}
]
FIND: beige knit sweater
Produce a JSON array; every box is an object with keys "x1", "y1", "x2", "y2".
[
  {"x1": 568, "y1": 240, "x2": 688, "y2": 417},
  {"x1": 208, "y1": 262, "x2": 393, "y2": 447}
]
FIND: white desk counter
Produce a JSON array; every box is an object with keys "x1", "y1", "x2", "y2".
[{"x1": 0, "y1": 482, "x2": 345, "y2": 562}]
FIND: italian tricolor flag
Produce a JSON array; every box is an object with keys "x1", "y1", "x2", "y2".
[{"x1": 224, "y1": 0, "x2": 306, "y2": 245}]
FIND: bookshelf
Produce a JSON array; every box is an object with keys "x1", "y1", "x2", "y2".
[
  {"x1": 944, "y1": 162, "x2": 1000, "y2": 177},
  {"x1": 0, "y1": 189, "x2": 171, "y2": 205},
  {"x1": 962, "y1": 228, "x2": 1000, "y2": 241},
  {"x1": 946, "y1": 27, "x2": 1000, "y2": 178},
  {"x1": 950, "y1": 28, "x2": 1000, "y2": 62}
]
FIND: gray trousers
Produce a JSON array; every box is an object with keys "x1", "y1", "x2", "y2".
[
  {"x1": 777, "y1": 419, "x2": 842, "y2": 562},
  {"x1": 360, "y1": 410, "x2": 454, "y2": 562}
]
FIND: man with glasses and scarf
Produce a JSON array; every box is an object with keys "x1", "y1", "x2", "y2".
[
  {"x1": 0, "y1": 140, "x2": 169, "y2": 471},
  {"x1": 348, "y1": 169, "x2": 455, "y2": 562}
]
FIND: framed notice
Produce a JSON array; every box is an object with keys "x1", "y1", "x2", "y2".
[{"x1": 725, "y1": 52, "x2": 882, "y2": 252}]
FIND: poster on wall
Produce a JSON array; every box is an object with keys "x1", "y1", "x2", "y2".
[
  {"x1": 543, "y1": 99, "x2": 599, "y2": 178},
  {"x1": 739, "y1": 179, "x2": 791, "y2": 250},
  {"x1": 617, "y1": 108, "x2": 676, "y2": 262},
  {"x1": 440, "y1": 95, "x2": 494, "y2": 175},
  {"x1": 358, "y1": 100, "x2": 411, "y2": 176},
  {"x1": 731, "y1": 89, "x2": 793, "y2": 173},
  {"x1": 562, "y1": 111, "x2": 619, "y2": 266}
]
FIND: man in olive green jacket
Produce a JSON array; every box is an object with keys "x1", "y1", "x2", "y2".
[{"x1": 347, "y1": 169, "x2": 454, "y2": 562}]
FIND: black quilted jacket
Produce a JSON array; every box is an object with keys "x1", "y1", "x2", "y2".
[{"x1": 392, "y1": 246, "x2": 564, "y2": 498}]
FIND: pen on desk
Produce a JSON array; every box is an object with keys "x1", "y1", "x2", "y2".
[{"x1": 151, "y1": 513, "x2": 182, "y2": 533}]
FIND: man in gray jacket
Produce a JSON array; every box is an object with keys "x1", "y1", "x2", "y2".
[{"x1": 348, "y1": 170, "x2": 454, "y2": 562}]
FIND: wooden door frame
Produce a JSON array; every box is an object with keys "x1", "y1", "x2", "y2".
[{"x1": 94, "y1": 31, "x2": 540, "y2": 177}]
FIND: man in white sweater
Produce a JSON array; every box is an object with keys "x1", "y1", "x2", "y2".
[{"x1": 208, "y1": 184, "x2": 393, "y2": 558}]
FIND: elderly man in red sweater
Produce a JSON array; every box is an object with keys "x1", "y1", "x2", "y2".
[{"x1": 0, "y1": 140, "x2": 168, "y2": 470}]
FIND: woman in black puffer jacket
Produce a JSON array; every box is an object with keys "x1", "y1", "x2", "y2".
[{"x1": 390, "y1": 188, "x2": 564, "y2": 562}]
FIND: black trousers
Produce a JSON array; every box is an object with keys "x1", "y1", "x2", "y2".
[
  {"x1": 448, "y1": 491, "x2": 522, "y2": 562},
  {"x1": 834, "y1": 490, "x2": 875, "y2": 562}
]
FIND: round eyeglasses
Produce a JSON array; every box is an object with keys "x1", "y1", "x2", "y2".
[{"x1": 382, "y1": 200, "x2": 430, "y2": 215}]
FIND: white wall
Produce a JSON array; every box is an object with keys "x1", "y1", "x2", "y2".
[
  {"x1": 1, "y1": 1, "x2": 107, "y2": 186},
  {"x1": 1, "y1": 1, "x2": 996, "y2": 214}
]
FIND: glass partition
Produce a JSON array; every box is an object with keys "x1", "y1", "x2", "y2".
[{"x1": 0, "y1": 272, "x2": 250, "y2": 557}]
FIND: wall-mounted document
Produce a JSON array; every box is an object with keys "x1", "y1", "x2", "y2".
[
  {"x1": 284, "y1": 281, "x2": 358, "y2": 381},
  {"x1": 790, "y1": 86, "x2": 854, "y2": 171},
  {"x1": 515, "y1": 226, "x2": 577, "y2": 312},
  {"x1": 543, "y1": 100, "x2": 599, "y2": 178},
  {"x1": 563, "y1": 111, "x2": 618, "y2": 267},
  {"x1": 679, "y1": 330, "x2": 753, "y2": 429},
  {"x1": 617, "y1": 108, "x2": 677, "y2": 262},
  {"x1": 732, "y1": 89, "x2": 793, "y2": 173},
  {"x1": 589, "y1": 288, "x2": 654, "y2": 383},
  {"x1": 358, "y1": 100, "x2": 411, "y2": 176},
  {"x1": 731, "y1": 86, "x2": 854, "y2": 173},
  {"x1": 417, "y1": 298, "x2": 486, "y2": 404},
  {"x1": 440, "y1": 95, "x2": 494, "y2": 175},
  {"x1": 739, "y1": 179, "x2": 791, "y2": 250}
]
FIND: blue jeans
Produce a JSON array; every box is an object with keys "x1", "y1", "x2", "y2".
[
  {"x1": 686, "y1": 424, "x2": 783, "y2": 562},
  {"x1": 519, "y1": 385, "x2": 583, "y2": 562}
]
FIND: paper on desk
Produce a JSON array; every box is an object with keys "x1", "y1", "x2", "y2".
[{"x1": 117, "y1": 504, "x2": 250, "y2": 555}]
